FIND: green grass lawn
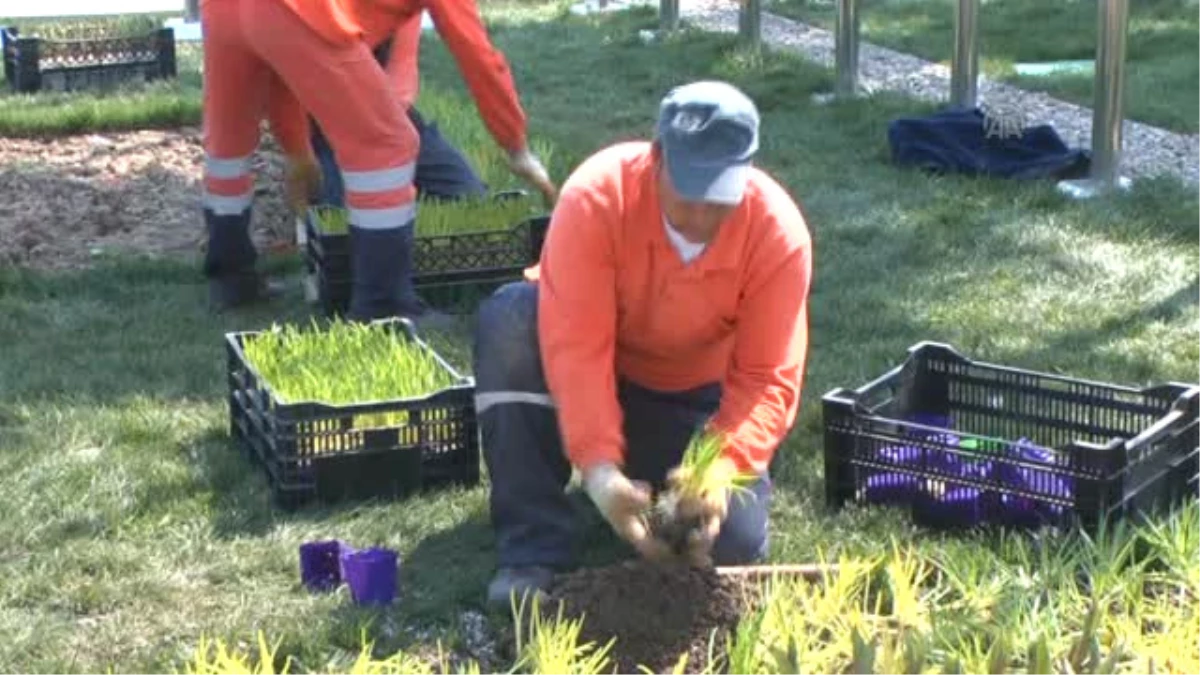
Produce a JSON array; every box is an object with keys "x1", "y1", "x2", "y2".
[
  {"x1": 0, "y1": 3, "x2": 1198, "y2": 673},
  {"x1": 766, "y1": 0, "x2": 1200, "y2": 134}
]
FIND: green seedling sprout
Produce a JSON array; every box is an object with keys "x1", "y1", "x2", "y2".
[
  {"x1": 241, "y1": 319, "x2": 458, "y2": 453},
  {"x1": 511, "y1": 592, "x2": 615, "y2": 675},
  {"x1": 309, "y1": 196, "x2": 539, "y2": 239},
  {"x1": 646, "y1": 430, "x2": 758, "y2": 558},
  {"x1": 415, "y1": 194, "x2": 540, "y2": 237},
  {"x1": 674, "y1": 430, "x2": 758, "y2": 502},
  {"x1": 311, "y1": 205, "x2": 350, "y2": 236}
]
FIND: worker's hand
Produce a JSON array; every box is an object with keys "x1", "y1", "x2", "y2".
[
  {"x1": 582, "y1": 463, "x2": 670, "y2": 561},
  {"x1": 507, "y1": 147, "x2": 558, "y2": 207},
  {"x1": 284, "y1": 155, "x2": 322, "y2": 216},
  {"x1": 666, "y1": 457, "x2": 738, "y2": 567}
]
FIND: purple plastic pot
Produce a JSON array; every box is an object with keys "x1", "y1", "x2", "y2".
[
  {"x1": 990, "y1": 438, "x2": 1074, "y2": 498},
  {"x1": 915, "y1": 485, "x2": 985, "y2": 528},
  {"x1": 340, "y1": 547, "x2": 399, "y2": 607},
  {"x1": 905, "y1": 413, "x2": 959, "y2": 445},
  {"x1": 878, "y1": 440, "x2": 985, "y2": 480},
  {"x1": 864, "y1": 471, "x2": 920, "y2": 504},
  {"x1": 985, "y1": 438, "x2": 1072, "y2": 527},
  {"x1": 878, "y1": 444, "x2": 921, "y2": 464},
  {"x1": 300, "y1": 540, "x2": 346, "y2": 592}
]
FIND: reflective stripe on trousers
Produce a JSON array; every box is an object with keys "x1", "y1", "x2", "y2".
[
  {"x1": 475, "y1": 392, "x2": 555, "y2": 415},
  {"x1": 203, "y1": 152, "x2": 255, "y2": 215},
  {"x1": 346, "y1": 162, "x2": 418, "y2": 230}
]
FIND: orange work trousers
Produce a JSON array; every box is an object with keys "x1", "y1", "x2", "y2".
[{"x1": 200, "y1": 0, "x2": 419, "y2": 231}]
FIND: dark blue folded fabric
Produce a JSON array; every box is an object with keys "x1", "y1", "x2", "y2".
[{"x1": 887, "y1": 106, "x2": 1091, "y2": 180}]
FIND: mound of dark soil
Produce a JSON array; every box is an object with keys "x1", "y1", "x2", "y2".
[{"x1": 547, "y1": 560, "x2": 747, "y2": 674}]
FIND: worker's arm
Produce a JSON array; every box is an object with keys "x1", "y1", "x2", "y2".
[
  {"x1": 537, "y1": 170, "x2": 624, "y2": 471},
  {"x1": 265, "y1": 73, "x2": 313, "y2": 161},
  {"x1": 423, "y1": 0, "x2": 528, "y2": 154},
  {"x1": 382, "y1": 14, "x2": 422, "y2": 108},
  {"x1": 708, "y1": 213, "x2": 813, "y2": 476}
]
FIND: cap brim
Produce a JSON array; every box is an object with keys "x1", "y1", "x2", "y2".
[{"x1": 664, "y1": 150, "x2": 750, "y2": 205}]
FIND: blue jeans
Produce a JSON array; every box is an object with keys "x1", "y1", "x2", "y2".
[
  {"x1": 308, "y1": 38, "x2": 488, "y2": 207},
  {"x1": 472, "y1": 281, "x2": 772, "y2": 569}
]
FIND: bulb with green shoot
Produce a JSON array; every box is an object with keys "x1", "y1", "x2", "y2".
[{"x1": 646, "y1": 430, "x2": 758, "y2": 560}]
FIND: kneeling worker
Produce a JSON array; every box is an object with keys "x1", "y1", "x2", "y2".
[{"x1": 472, "y1": 80, "x2": 815, "y2": 606}]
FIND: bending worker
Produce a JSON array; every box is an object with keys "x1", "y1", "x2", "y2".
[
  {"x1": 472, "y1": 80, "x2": 815, "y2": 606},
  {"x1": 309, "y1": 14, "x2": 491, "y2": 206},
  {"x1": 200, "y1": 0, "x2": 555, "y2": 322}
]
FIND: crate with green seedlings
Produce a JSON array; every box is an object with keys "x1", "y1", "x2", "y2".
[
  {"x1": 304, "y1": 196, "x2": 552, "y2": 317},
  {"x1": 225, "y1": 317, "x2": 479, "y2": 510},
  {"x1": 644, "y1": 431, "x2": 759, "y2": 558}
]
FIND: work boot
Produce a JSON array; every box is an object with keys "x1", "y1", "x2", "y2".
[
  {"x1": 406, "y1": 298, "x2": 460, "y2": 333},
  {"x1": 208, "y1": 272, "x2": 285, "y2": 311},
  {"x1": 486, "y1": 566, "x2": 556, "y2": 610},
  {"x1": 204, "y1": 207, "x2": 280, "y2": 310},
  {"x1": 347, "y1": 222, "x2": 456, "y2": 327},
  {"x1": 346, "y1": 224, "x2": 416, "y2": 322}
]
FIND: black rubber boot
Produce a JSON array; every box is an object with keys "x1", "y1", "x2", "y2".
[
  {"x1": 203, "y1": 208, "x2": 281, "y2": 311},
  {"x1": 346, "y1": 225, "x2": 422, "y2": 322},
  {"x1": 346, "y1": 224, "x2": 458, "y2": 330}
]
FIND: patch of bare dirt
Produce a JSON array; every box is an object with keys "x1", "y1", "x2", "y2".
[{"x1": 0, "y1": 127, "x2": 296, "y2": 271}]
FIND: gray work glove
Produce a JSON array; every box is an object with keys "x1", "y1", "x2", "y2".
[
  {"x1": 506, "y1": 147, "x2": 558, "y2": 207},
  {"x1": 582, "y1": 462, "x2": 670, "y2": 561}
]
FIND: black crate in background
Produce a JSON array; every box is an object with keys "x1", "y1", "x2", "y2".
[
  {"x1": 226, "y1": 317, "x2": 479, "y2": 510},
  {"x1": 1, "y1": 26, "x2": 176, "y2": 93},
  {"x1": 822, "y1": 342, "x2": 1199, "y2": 533},
  {"x1": 304, "y1": 209, "x2": 551, "y2": 317}
]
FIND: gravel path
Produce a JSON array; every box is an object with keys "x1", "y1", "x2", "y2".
[{"x1": 576, "y1": 0, "x2": 1199, "y2": 187}]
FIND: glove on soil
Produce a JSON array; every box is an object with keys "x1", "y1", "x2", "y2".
[{"x1": 582, "y1": 463, "x2": 670, "y2": 561}]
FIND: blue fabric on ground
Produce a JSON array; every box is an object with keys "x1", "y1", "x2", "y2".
[{"x1": 887, "y1": 106, "x2": 1091, "y2": 180}]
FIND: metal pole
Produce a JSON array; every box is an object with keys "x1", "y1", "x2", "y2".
[
  {"x1": 1090, "y1": 0, "x2": 1128, "y2": 186},
  {"x1": 1056, "y1": 0, "x2": 1132, "y2": 199},
  {"x1": 661, "y1": 0, "x2": 680, "y2": 32},
  {"x1": 950, "y1": 0, "x2": 979, "y2": 108},
  {"x1": 740, "y1": 0, "x2": 762, "y2": 48},
  {"x1": 834, "y1": 0, "x2": 860, "y2": 98},
  {"x1": 184, "y1": 0, "x2": 199, "y2": 22}
]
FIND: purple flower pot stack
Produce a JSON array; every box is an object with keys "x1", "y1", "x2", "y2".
[
  {"x1": 866, "y1": 413, "x2": 1075, "y2": 528},
  {"x1": 299, "y1": 539, "x2": 399, "y2": 606}
]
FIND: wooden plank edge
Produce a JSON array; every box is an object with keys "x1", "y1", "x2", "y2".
[{"x1": 714, "y1": 563, "x2": 837, "y2": 580}]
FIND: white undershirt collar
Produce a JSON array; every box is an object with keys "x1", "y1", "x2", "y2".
[{"x1": 662, "y1": 212, "x2": 706, "y2": 263}]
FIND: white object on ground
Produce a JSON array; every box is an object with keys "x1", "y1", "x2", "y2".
[{"x1": 570, "y1": 0, "x2": 657, "y2": 16}]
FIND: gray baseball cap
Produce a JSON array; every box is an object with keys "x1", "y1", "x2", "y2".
[{"x1": 655, "y1": 80, "x2": 760, "y2": 205}]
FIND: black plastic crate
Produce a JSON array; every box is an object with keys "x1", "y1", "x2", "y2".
[
  {"x1": 304, "y1": 208, "x2": 550, "y2": 317},
  {"x1": 822, "y1": 342, "x2": 1199, "y2": 533},
  {"x1": 2, "y1": 26, "x2": 176, "y2": 93},
  {"x1": 226, "y1": 317, "x2": 480, "y2": 510}
]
